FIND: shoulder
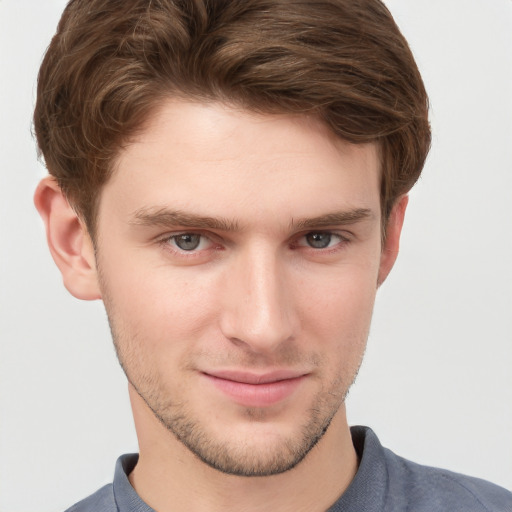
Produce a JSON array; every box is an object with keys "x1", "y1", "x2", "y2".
[
  {"x1": 383, "y1": 447, "x2": 512, "y2": 511},
  {"x1": 346, "y1": 426, "x2": 512, "y2": 512},
  {"x1": 64, "y1": 484, "x2": 116, "y2": 512}
]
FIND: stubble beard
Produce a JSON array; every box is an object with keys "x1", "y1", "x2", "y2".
[
  {"x1": 126, "y1": 367, "x2": 351, "y2": 477},
  {"x1": 103, "y1": 301, "x2": 363, "y2": 477},
  {"x1": 132, "y1": 374, "x2": 346, "y2": 477}
]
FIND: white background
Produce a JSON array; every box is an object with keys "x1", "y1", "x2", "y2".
[{"x1": 0, "y1": 1, "x2": 511, "y2": 511}]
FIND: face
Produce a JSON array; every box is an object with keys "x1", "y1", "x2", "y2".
[{"x1": 94, "y1": 101, "x2": 385, "y2": 476}]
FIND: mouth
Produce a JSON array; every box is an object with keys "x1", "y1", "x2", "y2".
[{"x1": 201, "y1": 369, "x2": 308, "y2": 408}]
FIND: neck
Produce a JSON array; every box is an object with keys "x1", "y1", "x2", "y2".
[{"x1": 128, "y1": 387, "x2": 358, "y2": 512}]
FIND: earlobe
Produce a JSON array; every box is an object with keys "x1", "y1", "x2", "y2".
[
  {"x1": 34, "y1": 176, "x2": 101, "y2": 300},
  {"x1": 377, "y1": 195, "x2": 408, "y2": 286}
]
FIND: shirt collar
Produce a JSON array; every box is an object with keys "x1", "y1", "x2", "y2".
[{"x1": 113, "y1": 453, "x2": 155, "y2": 512}]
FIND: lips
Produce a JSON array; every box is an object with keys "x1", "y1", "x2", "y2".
[{"x1": 202, "y1": 370, "x2": 307, "y2": 408}]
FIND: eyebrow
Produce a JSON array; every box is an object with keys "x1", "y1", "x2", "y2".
[
  {"x1": 130, "y1": 207, "x2": 241, "y2": 231},
  {"x1": 291, "y1": 208, "x2": 374, "y2": 230},
  {"x1": 130, "y1": 206, "x2": 374, "y2": 232}
]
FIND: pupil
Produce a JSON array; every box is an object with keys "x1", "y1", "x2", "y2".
[
  {"x1": 176, "y1": 234, "x2": 201, "y2": 250},
  {"x1": 306, "y1": 232, "x2": 331, "y2": 249}
]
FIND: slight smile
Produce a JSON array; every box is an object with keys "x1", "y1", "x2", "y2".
[{"x1": 201, "y1": 370, "x2": 309, "y2": 408}]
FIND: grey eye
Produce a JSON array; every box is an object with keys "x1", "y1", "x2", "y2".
[
  {"x1": 305, "y1": 232, "x2": 332, "y2": 249},
  {"x1": 174, "y1": 234, "x2": 201, "y2": 251}
]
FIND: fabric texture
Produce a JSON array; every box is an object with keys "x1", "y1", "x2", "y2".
[{"x1": 65, "y1": 426, "x2": 512, "y2": 512}]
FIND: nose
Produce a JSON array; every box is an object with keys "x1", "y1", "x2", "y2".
[{"x1": 219, "y1": 244, "x2": 297, "y2": 354}]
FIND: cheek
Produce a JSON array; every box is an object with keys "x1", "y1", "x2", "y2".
[
  {"x1": 297, "y1": 262, "x2": 378, "y2": 347},
  {"x1": 98, "y1": 251, "x2": 220, "y2": 352}
]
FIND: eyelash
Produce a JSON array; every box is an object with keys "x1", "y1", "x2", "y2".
[
  {"x1": 158, "y1": 230, "x2": 352, "y2": 258},
  {"x1": 158, "y1": 232, "x2": 220, "y2": 258},
  {"x1": 292, "y1": 232, "x2": 350, "y2": 251}
]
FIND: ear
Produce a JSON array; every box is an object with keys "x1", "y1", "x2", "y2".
[
  {"x1": 34, "y1": 176, "x2": 101, "y2": 300},
  {"x1": 377, "y1": 195, "x2": 408, "y2": 286}
]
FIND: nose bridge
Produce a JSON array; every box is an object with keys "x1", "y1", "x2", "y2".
[{"x1": 220, "y1": 242, "x2": 295, "y2": 351}]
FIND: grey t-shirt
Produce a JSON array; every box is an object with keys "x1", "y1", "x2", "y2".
[{"x1": 65, "y1": 426, "x2": 512, "y2": 511}]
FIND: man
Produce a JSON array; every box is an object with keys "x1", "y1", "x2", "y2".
[{"x1": 31, "y1": 0, "x2": 512, "y2": 511}]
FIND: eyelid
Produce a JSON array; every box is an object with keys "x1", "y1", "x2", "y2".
[
  {"x1": 156, "y1": 228, "x2": 352, "y2": 257},
  {"x1": 292, "y1": 230, "x2": 352, "y2": 249},
  {"x1": 295, "y1": 229, "x2": 351, "y2": 241},
  {"x1": 158, "y1": 230, "x2": 220, "y2": 254},
  {"x1": 157, "y1": 228, "x2": 219, "y2": 242}
]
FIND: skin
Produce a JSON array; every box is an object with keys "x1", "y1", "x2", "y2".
[{"x1": 35, "y1": 100, "x2": 407, "y2": 512}]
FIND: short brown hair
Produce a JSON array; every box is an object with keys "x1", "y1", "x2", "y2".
[{"x1": 34, "y1": 0, "x2": 430, "y2": 236}]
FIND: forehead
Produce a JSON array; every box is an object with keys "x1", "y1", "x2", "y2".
[{"x1": 102, "y1": 100, "x2": 381, "y2": 228}]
